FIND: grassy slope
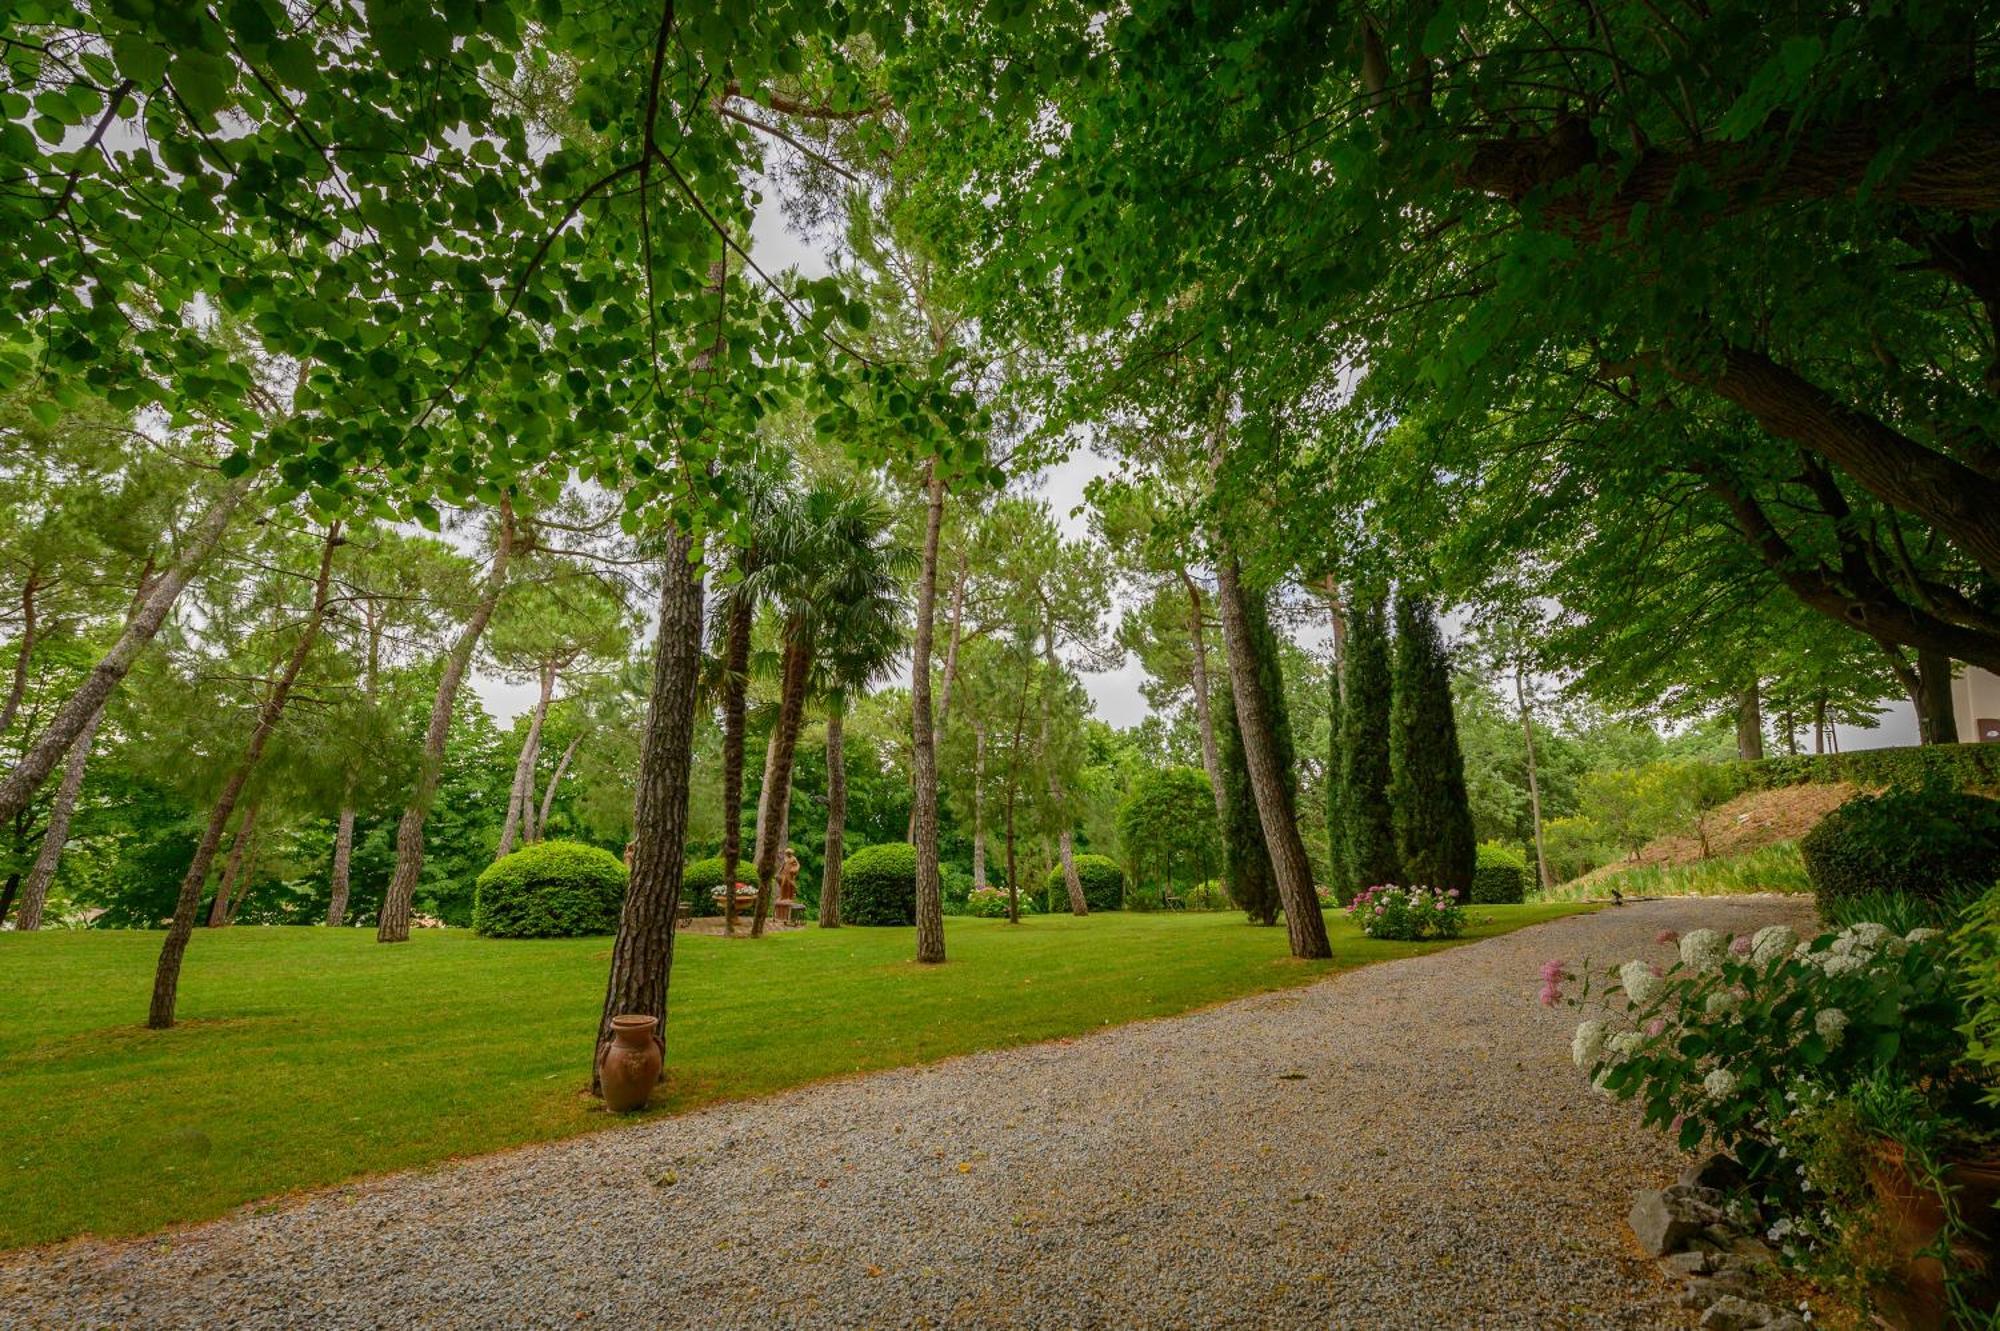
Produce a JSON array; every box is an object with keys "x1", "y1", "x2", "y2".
[
  {"x1": 0, "y1": 906, "x2": 1583, "y2": 1249},
  {"x1": 1536, "y1": 841, "x2": 1811, "y2": 902}
]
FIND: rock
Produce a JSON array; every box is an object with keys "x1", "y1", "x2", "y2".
[
  {"x1": 1760, "y1": 1318, "x2": 1808, "y2": 1331},
  {"x1": 1660, "y1": 1250, "x2": 1713, "y2": 1277},
  {"x1": 1679, "y1": 1271, "x2": 1759, "y2": 1309},
  {"x1": 1630, "y1": 1189, "x2": 1699, "y2": 1257},
  {"x1": 1700, "y1": 1295, "x2": 1779, "y2": 1330},
  {"x1": 1680, "y1": 1154, "x2": 1749, "y2": 1193},
  {"x1": 1718, "y1": 1236, "x2": 1777, "y2": 1271}
]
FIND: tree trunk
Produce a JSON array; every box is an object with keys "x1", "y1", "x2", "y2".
[
  {"x1": 1003, "y1": 652, "x2": 1034, "y2": 925},
  {"x1": 910, "y1": 464, "x2": 947, "y2": 964},
  {"x1": 207, "y1": 799, "x2": 261, "y2": 927},
  {"x1": 970, "y1": 719, "x2": 988, "y2": 889},
  {"x1": 935, "y1": 549, "x2": 969, "y2": 742},
  {"x1": 1735, "y1": 682, "x2": 1766, "y2": 761},
  {"x1": 223, "y1": 813, "x2": 263, "y2": 925},
  {"x1": 496, "y1": 663, "x2": 554, "y2": 859},
  {"x1": 1213, "y1": 552, "x2": 1332, "y2": 960},
  {"x1": 0, "y1": 573, "x2": 39, "y2": 737},
  {"x1": 535, "y1": 733, "x2": 583, "y2": 837},
  {"x1": 0, "y1": 474, "x2": 254, "y2": 825},
  {"x1": 1917, "y1": 649, "x2": 1960, "y2": 744},
  {"x1": 718, "y1": 592, "x2": 752, "y2": 937},
  {"x1": 13, "y1": 696, "x2": 105, "y2": 931},
  {"x1": 327, "y1": 805, "x2": 356, "y2": 927},
  {"x1": 379, "y1": 503, "x2": 514, "y2": 943},
  {"x1": 752, "y1": 631, "x2": 811, "y2": 938},
  {"x1": 1515, "y1": 665, "x2": 1552, "y2": 892},
  {"x1": 1813, "y1": 692, "x2": 1829, "y2": 754},
  {"x1": 150, "y1": 524, "x2": 339, "y2": 1028},
  {"x1": 1003, "y1": 781, "x2": 1019, "y2": 925},
  {"x1": 1041, "y1": 619, "x2": 1087, "y2": 915},
  {"x1": 0, "y1": 874, "x2": 15, "y2": 929},
  {"x1": 819, "y1": 699, "x2": 847, "y2": 928},
  {"x1": 1180, "y1": 571, "x2": 1228, "y2": 829},
  {"x1": 592, "y1": 531, "x2": 703, "y2": 1092}
]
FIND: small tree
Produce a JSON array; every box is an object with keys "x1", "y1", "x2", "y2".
[
  {"x1": 1339, "y1": 593, "x2": 1398, "y2": 895},
  {"x1": 1389, "y1": 593, "x2": 1477, "y2": 897}
]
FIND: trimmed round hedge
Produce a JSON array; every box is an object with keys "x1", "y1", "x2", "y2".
[
  {"x1": 680, "y1": 855, "x2": 727, "y2": 916},
  {"x1": 1047, "y1": 854, "x2": 1124, "y2": 912},
  {"x1": 839, "y1": 841, "x2": 918, "y2": 926},
  {"x1": 1470, "y1": 842, "x2": 1528, "y2": 905},
  {"x1": 1800, "y1": 785, "x2": 2000, "y2": 915},
  {"x1": 473, "y1": 840, "x2": 628, "y2": 938}
]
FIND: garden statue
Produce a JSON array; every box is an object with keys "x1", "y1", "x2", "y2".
[{"x1": 775, "y1": 849, "x2": 802, "y2": 923}]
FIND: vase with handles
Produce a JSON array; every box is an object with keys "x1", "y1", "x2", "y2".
[{"x1": 598, "y1": 1014, "x2": 662, "y2": 1113}]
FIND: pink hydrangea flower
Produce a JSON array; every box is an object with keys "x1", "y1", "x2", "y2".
[
  {"x1": 1730, "y1": 935, "x2": 1754, "y2": 956},
  {"x1": 1655, "y1": 929, "x2": 1679, "y2": 945},
  {"x1": 1644, "y1": 1017, "x2": 1667, "y2": 1037}
]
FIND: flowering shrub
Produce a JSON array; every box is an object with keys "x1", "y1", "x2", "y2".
[
  {"x1": 965, "y1": 886, "x2": 1013, "y2": 918},
  {"x1": 1346, "y1": 884, "x2": 1464, "y2": 941},
  {"x1": 1551, "y1": 921, "x2": 1969, "y2": 1154}
]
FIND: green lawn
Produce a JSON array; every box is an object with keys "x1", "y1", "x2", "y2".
[{"x1": 0, "y1": 905, "x2": 1586, "y2": 1249}]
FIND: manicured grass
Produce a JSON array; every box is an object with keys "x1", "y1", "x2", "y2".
[
  {"x1": 1535, "y1": 841, "x2": 1811, "y2": 902},
  {"x1": 0, "y1": 904, "x2": 1586, "y2": 1249}
]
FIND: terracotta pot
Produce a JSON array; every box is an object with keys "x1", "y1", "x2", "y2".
[
  {"x1": 1865, "y1": 1138, "x2": 2000, "y2": 1330},
  {"x1": 597, "y1": 1014, "x2": 662, "y2": 1113}
]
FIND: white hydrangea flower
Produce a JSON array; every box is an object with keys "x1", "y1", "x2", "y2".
[
  {"x1": 1609, "y1": 1030, "x2": 1647, "y2": 1055},
  {"x1": 1680, "y1": 928, "x2": 1727, "y2": 973},
  {"x1": 1814, "y1": 1008, "x2": 1849, "y2": 1044},
  {"x1": 1820, "y1": 954, "x2": 1864, "y2": 978},
  {"x1": 1847, "y1": 922, "x2": 1892, "y2": 948},
  {"x1": 1704, "y1": 990, "x2": 1742, "y2": 1018},
  {"x1": 1905, "y1": 927, "x2": 1944, "y2": 945},
  {"x1": 1620, "y1": 959, "x2": 1663, "y2": 1006},
  {"x1": 1751, "y1": 924, "x2": 1798, "y2": 966},
  {"x1": 1703, "y1": 1068, "x2": 1739, "y2": 1101},
  {"x1": 1572, "y1": 1019, "x2": 1608, "y2": 1070}
]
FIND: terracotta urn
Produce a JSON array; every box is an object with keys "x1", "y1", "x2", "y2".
[
  {"x1": 598, "y1": 1014, "x2": 662, "y2": 1113},
  {"x1": 1865, "y1": 1137, "x2": 2000, "y2": 1329}
]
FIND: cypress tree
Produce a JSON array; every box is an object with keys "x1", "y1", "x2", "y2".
[
  {"x1": 1339, "y1": 593, "x2": 1399, "y2": 895},
  {"x1": 1389, "y1": 592, "x2": 1477, "y2": 897},
  {"x1": 1217, "y1": 589, "x2": 1295, "y2": 925},
  {"x1": 1326, "y1": 645, "x2": 1347, "y2": 897}
]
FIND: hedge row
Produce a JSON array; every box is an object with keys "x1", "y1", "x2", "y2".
[{"x1": 1737, "y1": 744, "x2": 2000, "y2": 794}]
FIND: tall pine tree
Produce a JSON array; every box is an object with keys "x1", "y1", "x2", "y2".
[
  {"x1": 1217, "y1": 588, "x2": 1295, "y2": 925},
  {"x1": 1339, "y1": 592, "x2": 1399, "y2": 895},
  {"x1": 1326, "y1": 644, "x2": 1347, "y2": 896},
  {"x1": 1389, "y1": 593, "x2": 1477, "y2": 896}
]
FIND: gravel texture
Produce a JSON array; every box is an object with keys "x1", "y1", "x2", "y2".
[{"x1": 0, "y1": 896, "x2": 1816, "y2": 1330}]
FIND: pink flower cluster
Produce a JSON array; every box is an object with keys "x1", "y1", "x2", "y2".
[{"x1": 1538, "y1": 959, "x2": 1568, "y2": 1007}]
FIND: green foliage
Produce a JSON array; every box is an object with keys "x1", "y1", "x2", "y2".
[
  {"x1": 1799, "y1": 786, "x2": 2000, "y2": 916},
  {"x1": 472, "y1": 841, "x2": 628, "y2": 939},
  {"x1": 1116, "y1": 766, "x2": 1220, "y2": 894},
  {"x1": 1538, "y1": 842, "x2": 1812, "y2": 904},
  {"x1": 1961, "y1": 885, "x2": 2000, "y2": 1104},
  {"x1": 1820, "y1": 885, "x2": 1986, "y2": 935},
  {"x1": 837, "y1": 841, "x2": 918, "y2": 926},
  {"x1": 1345, "y1": 884, "x2": 1465, "y2": 941},
  {"x1": 1051, "y1": 853, "x2": 1125, "y2": 912},
  {"x1": 1338, "y1": 594, "x2": 1398, "y2": 896},
  {"x1": 1389, "y1": 594, "x2": 1476, "y2": 895},
  {"x1": 1181, "y1": 879, "x2": 1233, "y2": 911},
  {"x1": 964, "y1": 885, "x2": 1013, "y2": 918},
  {"x1": 679, "y1": 855, "x2": 729, "y2": 918},
  {"x1": 1471, "y1": 842, "x2": 1528, "y2": 905},
  {"x1": 1743, "y1": 745, "x2": 2000, "y2": 795}
]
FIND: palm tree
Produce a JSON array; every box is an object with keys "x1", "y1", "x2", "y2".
[{"x1": 745, "y1": 477, "x2": 915, "y2": 937}]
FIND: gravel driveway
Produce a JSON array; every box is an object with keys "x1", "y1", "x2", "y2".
[{"x1": 0, "y1": 896, "x2": 1815, "y2": 1330}]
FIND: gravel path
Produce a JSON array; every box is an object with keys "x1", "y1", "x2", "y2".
[{"x1": 1, "y1": 896, "x2": 1815, "y2": 1330}]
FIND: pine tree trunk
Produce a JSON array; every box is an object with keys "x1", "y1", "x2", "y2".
[
  {"x1": 497, "y1": 664, "x2": 554, "y2": 859},
  {"x1": 1813, "y1": 692, "x2": 1828, "y2": 754},
  {"x1": 0, "y1": 475, "x2": 255, "y2": 825},
  {"x1": 718, "y1": 593, "x2": 751, "y2": 936},
  {"x1": 535, "y1": 733, "x2": 582, "y2": 839},
  {"x1": 1181, "y1": 572, "x2": 1228, "y2": 829},
  {"x1": 150, "y1": 524, "x2": 340, "y2": 1028},
  {"x1": 819, "y1": 700, "x2": 846, "y2": 928},
  {"x1": 1213, "y1": 553, "x2": 1332, "y2": 960},
  {"x1": 1003, "y1": 656, "x2": 1034, "y2": 924},
  {"x1": 1515, "y1": 666, "x2": 1553, "y2": 892},
  {"x1": 13, "y1": 697, "x2": 105, "y2": 931},
  {"x1": 0, "y1": 874, "x2": 15, "y2": 929},
  {"x1": 223, "y1": 815, "x2": 263, "y2": 925},
  {"x1": 752, "y1": 632, "x2": 811, "y2": 939},
  {"x1": 379, "y1": 503, "x2": 514, "y2": 943},
  {"x1": 910, "y1": 465, "x2": 947, "y2": 965},
  {"x1": 0, "y1": 574, "x2": 39, "y2": 738},
  {"x1": 207, "y1": 800, "x2": 260, "y2": 927},
  {"x1": 1735, "y1": 683, "x2": 1766, "y2": 760},
  {"x1": 1917, "y1": 650, "x2": 1959, "y2": 744},
  {"x1": 935, "y1": 549, "x2": 969, "y2": 741},
  {"x1": 592, "y1": 531, "x2": 702, "y2": 1093},
  {"x1": 327, "y1": 804, "x2": 356, "y2": 927},
  {"x1": 970, "y1": 719, "x2": 988, "y2": 889}
]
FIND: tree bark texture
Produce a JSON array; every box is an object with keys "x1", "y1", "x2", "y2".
[
  {"x1": 1917, "y1": 649, "x2": 1960, "y2": 744},
  {"x1": 818, "y1": 703, "x2": 846, "y2": 928},
  {"x1": 0, "y1": 474, "x2": 254, "y2": 825},
  {"x1": 0, "y1": 574, "x2": 38, "y2": 738},
  {"x1": 751, "y1": 633, "x2": 811, "y2": 938},
  {"x1": 149, "y1": 524, "x2": 339, "y2": 1028},
  {"x1": 535, "y1": 733, "x2": 582, "y2": 837},
  {"x1": 12, "y1": 696, "x2": 104, "y2": 931},
  {"x1": 496, "y1": 663, "x2": 554, "y2": 859},
  {"x1": 910, "y1": 465, "x2": 947, "y2": 964},
  {"x1": 592, "y1": 531, "x2": 703, "y2": 1092},
  {"x1": 717, "y1": 593, "x2": 752, "y2": 937},
  {"x1": 1213, "y1": 553, "x2": 1332, "y2": 960},
  {"x1": 206, "y1": 799, "x2": 260, "y2": 927},
  {"x1": 1181, "y1": 573, "x2": 1229, "y2": 831},
  {"x1": 1735, "y1": 682, "x2": 1765, "y2": 761},
  {"x1": 379, "y1": 503, "x2": 514, "y2": 942}
]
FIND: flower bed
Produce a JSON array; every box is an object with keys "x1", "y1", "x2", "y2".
[{"x1": 1345, "y1": 884, "x2": 1464, "y2": 941}]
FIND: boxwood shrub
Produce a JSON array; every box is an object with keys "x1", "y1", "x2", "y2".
[
  {"x1": 1047, "y1": 854, "x2": 1124, "y2": 912},
  {"x1": 473, "y1": 841, "x2": 628, "y2": 938},
  {"x1": 839, "y1": 841, "x2": 918, "y2": 926},
  {"x1": 1799, "y1": 784, "x2": 2000, "y2": 916},
  {"x1": 679, "y1": 855, "x2": 727, "y2": 917},
  {"x1": 1471, "y1": 842, "x2": 1528, "y2": 905}
]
